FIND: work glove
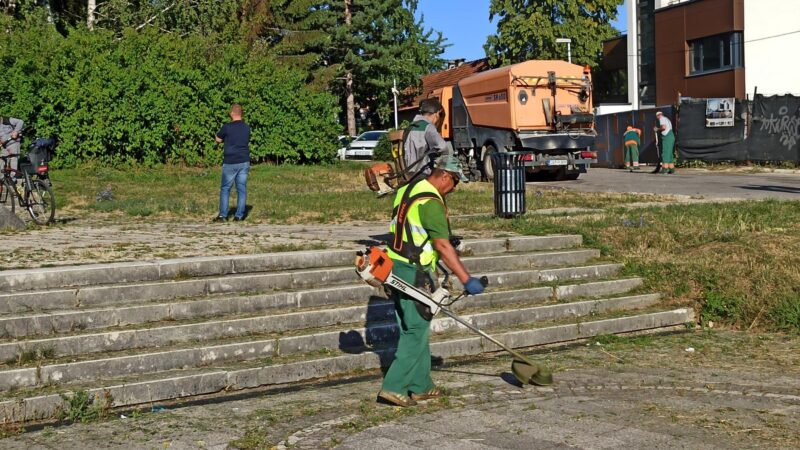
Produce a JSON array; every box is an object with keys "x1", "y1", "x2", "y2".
[{"x1": 464, "y1": 277, "x2": 485, "y2": 296}]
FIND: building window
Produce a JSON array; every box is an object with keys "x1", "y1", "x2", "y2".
[{"x1": 688, "y1": 32, "x2": 743, "y2": 75}]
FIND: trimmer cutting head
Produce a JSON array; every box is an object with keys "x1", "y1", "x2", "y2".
[{"x1": 512, "y1": 359, "x2": 553, "y2": 386}]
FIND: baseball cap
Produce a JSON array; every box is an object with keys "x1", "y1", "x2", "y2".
[{"x1": 435, "y1": 155, "x2": 469, "y2": 182}]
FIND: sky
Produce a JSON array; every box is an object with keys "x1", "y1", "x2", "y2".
[{"x1": 415, "y1": 0, "x2": 628, "y2": 62}]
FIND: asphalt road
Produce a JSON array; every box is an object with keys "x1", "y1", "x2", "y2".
[{"x1": 539, "y1": 168, "x2": 800, "y2": 200}]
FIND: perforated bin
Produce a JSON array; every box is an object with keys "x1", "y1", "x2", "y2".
[{"x1": 491, "y1": 151, "x2": 526, "y2": 218}]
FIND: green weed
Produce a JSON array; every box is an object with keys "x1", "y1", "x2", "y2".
[
  {"x1": 228, "y1": 427, "x2": 273, "y2": 450},
  {"x1": 767, "y1": 296, "x2": 800, "y2": 333},
  {"x1": 8, "y1": 347, "x2": 56, "y2": 366},
  {"x1": 701, "y1": 292, "x2": 744, "y2": 326},
  {"x1": 57, "y1": 390, "x2": 113, "y2": 423}
]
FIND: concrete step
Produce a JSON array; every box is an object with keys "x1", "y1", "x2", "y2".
[
  {"x1": 0, "y1": 293, "x2": 658, "y2": 391},
  {"x1": 0, "y1": 235, "x2": 583, "y2": 292},
  {"x1": 0, "y1": 249, "x2": 600, "y2": 315},
  {"x1": 0, "y1": 264, "x2": 626, "y2": 341},
  {"x1": 0, "y1": 308, "x2": 693, "y2": 423},
  {"x1": 0, "y1": 276, "x2": 648, "y2": 364}
]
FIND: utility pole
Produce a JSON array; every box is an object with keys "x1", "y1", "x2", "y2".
[
  {"x1": 392, "y1": 79, "x2": 399, "y2": 129},
  {"x1": 344, "y1": 0, "x2": 356, "y2": 136}
]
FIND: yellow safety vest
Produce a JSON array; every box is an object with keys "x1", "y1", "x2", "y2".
[{"x1": 387, "y1": 179, "x2": 445, "y2": 270}]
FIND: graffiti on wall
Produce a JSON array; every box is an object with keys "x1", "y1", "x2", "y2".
[{"x1": 759, "y1": 106, "x2": 800, "y2": 150}]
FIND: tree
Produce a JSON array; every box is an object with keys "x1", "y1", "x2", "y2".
[
  {"x1": 484, "y1": 0, "x2": 623, "y2": 68},
  {"x1": 268, "y1": 0, "x2": 445, "y2": 135},
  {"x1": 86, "y1": 0, "x2": 94, "y2": 29}
]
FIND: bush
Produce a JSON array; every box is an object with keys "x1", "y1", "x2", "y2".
[
  {"x1": 0, "y1": 20, "x2": 342, "y2": 167},
  {"x1": 372, "y1": 132, "x2": 394, "y2": 162}
]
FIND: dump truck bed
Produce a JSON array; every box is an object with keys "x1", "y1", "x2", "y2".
[{"x1": 457, "y1": 60, "x2": 592, "y2": 132}]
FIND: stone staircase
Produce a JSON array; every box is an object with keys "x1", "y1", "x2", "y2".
[{"x1": 0, "y1": 235, "x2": 694, "y2": 423}]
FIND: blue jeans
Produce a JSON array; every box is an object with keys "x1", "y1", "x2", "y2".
[{"x1": 219, "y1": 162, "x2": 249, "y2": 219}]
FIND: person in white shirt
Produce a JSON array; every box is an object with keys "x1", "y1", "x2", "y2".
[{"x1": 655, "y1": 111, "x2": 675, "y2": 174}]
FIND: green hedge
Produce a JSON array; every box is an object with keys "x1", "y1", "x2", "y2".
[{"x1": 0, "y1": 21, "x2": 342, "y2": 167}]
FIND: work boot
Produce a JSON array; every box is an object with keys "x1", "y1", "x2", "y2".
[
  {"x1": 212, "y1": 216, "x2": 227, "y2": 223},
  {"x1": 377, "y1": 390, "x2": 417, "y2": 407}
]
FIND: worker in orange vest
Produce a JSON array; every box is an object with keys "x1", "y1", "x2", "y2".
[{"x1": 622, "y1": 125, "x2": 642, "y2": 172}]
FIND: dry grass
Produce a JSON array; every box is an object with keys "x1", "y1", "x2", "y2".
[{"x1": 458, "y1": 199, "x2": 800, "y2": 332}]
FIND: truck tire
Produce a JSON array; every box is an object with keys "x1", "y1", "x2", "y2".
[
  {"x1": 555, "y1": 168, "x2": 580, "y2": 181},
  {"x1": 481, "y1": 144, "x2": 497, "y2": 182}
]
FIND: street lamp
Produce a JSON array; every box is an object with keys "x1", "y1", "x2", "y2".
[
  {"x1": 556, "y1": 38, "x2": 572, "y2": 64},
  {"x1": 391, "y1": 79, "x2": 400, "y2": 129}
]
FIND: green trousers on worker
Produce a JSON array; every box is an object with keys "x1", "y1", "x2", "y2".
[
  {"x1": 380, "y1": 261, "x2": 436, "y2": 396},
  {"x1": 661, "y1": 130, "x2": 675, "y2": 164},
  {"x1": 624, "y1": 144, "x2": 639, "y2": 166}
]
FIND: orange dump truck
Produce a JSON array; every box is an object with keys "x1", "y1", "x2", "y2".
[{"x1": 431, "y1": 59, "x2": 597, "y2": 181}]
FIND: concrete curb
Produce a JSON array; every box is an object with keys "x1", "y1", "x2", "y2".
[{"x1": 0, "y1": 308, "x2": 693, "y2": 423}]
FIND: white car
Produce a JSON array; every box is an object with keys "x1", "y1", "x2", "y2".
[{"x1": 337, "y1": 130, "x2": 387, "y2": 160}]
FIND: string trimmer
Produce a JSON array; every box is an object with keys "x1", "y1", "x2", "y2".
[
  {"x1": 355, "y1": 246, "x2": 553, "y2": 386},
  {"x1": 651, "y1": 127, "x2": 662, "y2": 174}
]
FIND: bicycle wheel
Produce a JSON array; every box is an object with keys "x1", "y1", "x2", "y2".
[
  {"x1": 26, "y1": 179, "x2": 55, "y2": 225},
  {"x1": 2, "y1": 178, "x2": 16, "y2": 215}
]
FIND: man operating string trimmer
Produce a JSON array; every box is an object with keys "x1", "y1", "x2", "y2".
[
  {"x1": 358, "y1": 152, "x2": 552, "y2": 407},
  {"x1": 374, "y1": 154, "x2": 484, "y2": 407}
]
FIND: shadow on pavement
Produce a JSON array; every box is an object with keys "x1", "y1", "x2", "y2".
[
  {"x1": 225, "y1": 204, "x2": 254, "y2": 219},
  {"x1": 737, "y1": 185, "x2": 800, "y2": 194},
  {"x1": 339, "y1": 294, "x2": 398, "y2": 374},
  {"x1": 356, "y1": 233, "x2": 391, "y2": 247}
]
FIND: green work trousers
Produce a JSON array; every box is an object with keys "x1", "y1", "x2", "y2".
[
  {"x1": 661, "y1": 131, "x2": 675, "y2": 164},
  {"x1": 624, "y1": 144, "x2": 639, "y2": 166},
  {"x1": 380, "y1": 261, "x2": 436, "y2": 396}
]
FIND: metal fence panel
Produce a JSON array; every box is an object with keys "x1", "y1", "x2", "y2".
[{"x1": 593, "y1": 107, "x2": 672, "y2": 167}]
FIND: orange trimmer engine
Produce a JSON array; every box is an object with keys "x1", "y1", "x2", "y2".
[{"x1": 355, "y1": 246, "x2": 394, "y2": 288}]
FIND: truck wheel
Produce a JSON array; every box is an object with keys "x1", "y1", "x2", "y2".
[
  {"x1": 555, "y1": 168, "x2": 580, "y2": 181},
  {"x1": 482, "y1": 145, "x2": 497, "y2": 182}
]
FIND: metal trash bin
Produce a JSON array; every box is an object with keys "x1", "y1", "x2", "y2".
[{"x1": 492, "y1": 152, "x2": 526, "y2": 218}]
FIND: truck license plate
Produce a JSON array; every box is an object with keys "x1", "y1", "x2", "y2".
[{"x1": 546, "y1": 160, "x2": 568, "y2": 166}]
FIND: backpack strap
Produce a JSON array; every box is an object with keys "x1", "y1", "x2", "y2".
[
  {"x1": 390, "y1": 179, "x2": 444, "y2": 265},
  {"x1": 401, "y1": 120, "x2": 437, "y2": 179}
]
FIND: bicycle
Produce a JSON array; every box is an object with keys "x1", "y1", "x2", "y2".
[{"x1": 0, "y1": 138, "x2": 56, "y2": 225}]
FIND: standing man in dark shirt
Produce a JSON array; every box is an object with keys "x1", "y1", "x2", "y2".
[{"x1": 214, "y1": 104, "x2": 251, "y2": 222}]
